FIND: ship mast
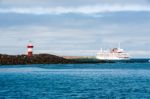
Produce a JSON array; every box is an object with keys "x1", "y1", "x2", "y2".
[
  {"x1": 118, "y1": 42, "x2": 121, "y2": 49},
  {"x1": 100, "y1": 48, "x2": 103, "y2": 52}
]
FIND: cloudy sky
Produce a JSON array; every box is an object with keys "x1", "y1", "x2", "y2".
[{"x1": 0, "y1": 0, "x2": 150, "y2": 58}]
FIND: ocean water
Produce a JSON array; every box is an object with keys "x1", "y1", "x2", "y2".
[{"x1": 0, "y1": 63, "x2": 150, "y2": 99}]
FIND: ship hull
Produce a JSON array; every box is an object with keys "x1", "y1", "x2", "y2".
[{"x1": 96, "y1": 56, "x2": 129, "y2": 61}]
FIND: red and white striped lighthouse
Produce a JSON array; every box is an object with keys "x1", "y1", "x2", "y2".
[{"x1": 27, "y1": 42, "x2": 34, "y2": 57}]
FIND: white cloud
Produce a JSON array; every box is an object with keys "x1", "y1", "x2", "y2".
[
  {"x1": 0, "y1": 4, "x2": 150, "y2": 15},
  {"x1": 0, "y1": 25, "x2": 150, "y2": 57},
  {"x1": 1, "y1": 0, "x2": 149, "y2": 6}
]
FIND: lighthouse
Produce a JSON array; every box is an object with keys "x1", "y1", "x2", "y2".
[{"x1": 27, "y1": 42, "x2": 34, "y2": 57}]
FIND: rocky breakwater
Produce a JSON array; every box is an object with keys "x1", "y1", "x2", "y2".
[{"x1": 0, "y1": 54, "x2": 72, "y2": 65}]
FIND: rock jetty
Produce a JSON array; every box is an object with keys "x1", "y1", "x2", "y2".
[{"x1": 0, "y1": 54, "x2": 72, "y2": 65}]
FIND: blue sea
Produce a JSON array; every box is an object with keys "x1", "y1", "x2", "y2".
[{"x1": 0, "y1": 63, "x2": 150, "y2": 99}]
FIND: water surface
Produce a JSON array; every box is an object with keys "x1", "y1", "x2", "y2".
[{"x1": 0, "y1": 63, "x2": 150, "y2": 99}]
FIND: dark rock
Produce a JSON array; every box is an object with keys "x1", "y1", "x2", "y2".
[{"x1": 0, "y1": 54, "x2": 73, "y2": 65}]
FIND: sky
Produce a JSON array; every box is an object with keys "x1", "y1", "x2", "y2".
[{"x1": 0, "y1": 0, "x2": 150, "y2": 58}]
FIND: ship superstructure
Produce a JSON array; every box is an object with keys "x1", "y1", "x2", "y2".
[{"x1": 96, "y1": 45, "x2": 130, "y2": 60}]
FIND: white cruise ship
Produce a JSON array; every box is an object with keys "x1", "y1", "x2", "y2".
[{"x1": 96, "y1": 45, "x2": 130, "y2": 60}]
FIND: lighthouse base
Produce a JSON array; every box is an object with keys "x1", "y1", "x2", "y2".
[{"x1": 28, "y1": 52, "x2": 33, "y2": 57}]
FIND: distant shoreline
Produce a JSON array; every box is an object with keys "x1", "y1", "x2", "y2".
[{"x1": 0, "y1": 54, "x2": 149, "y2": 65}]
